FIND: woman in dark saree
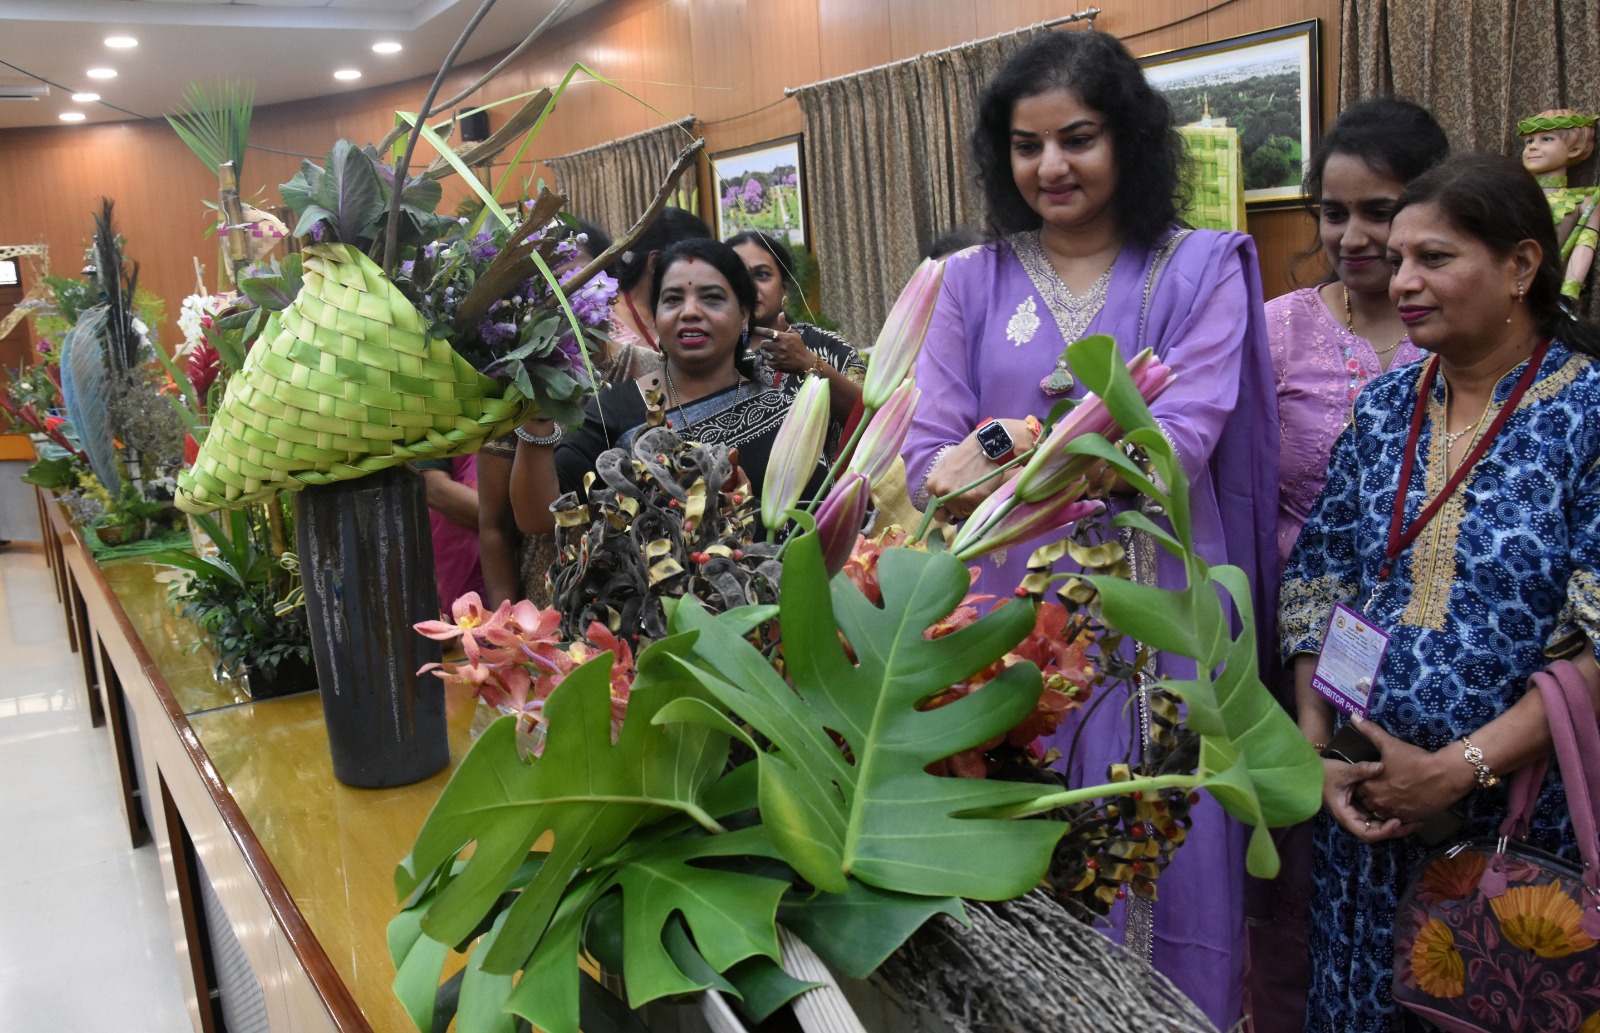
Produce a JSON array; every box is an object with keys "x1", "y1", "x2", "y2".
[{"x1": 511, "y1": 238, "x2": 848, "y2": 536}]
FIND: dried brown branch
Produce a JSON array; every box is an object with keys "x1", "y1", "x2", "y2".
[
  {"x1": 451, "y1": 188, "x2": 570, "y2": 333},
  {"x1": 419, "y1": 89, "x2": 555, "y2": 182},
  {"x1": 560, "y1": 136, "x2": 706, "y2": 294},
  {"x1": 382, "y1": 0, "x2": 499, "y2": 277}
]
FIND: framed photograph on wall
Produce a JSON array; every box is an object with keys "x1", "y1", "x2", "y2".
[
  {"x1": 710, "y1": 135, "x2": 808, "y2": 249},
  {"x1": 0, "y1": 259, "x2": 18, "y2": 288},
  {"x1": 1140, "y1": 20, "x2": 1321, "y2": 209}
]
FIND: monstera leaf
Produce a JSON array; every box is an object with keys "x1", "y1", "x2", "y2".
[
  {"x1": 663, "y1": 540, "x2": 1068, "y2": 901},
  {"x1": 393, "y1": 640, "x2": 800, "y2": 1033}
]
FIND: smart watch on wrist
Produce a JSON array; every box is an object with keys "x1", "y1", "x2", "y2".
[{"x1": 975, "y1": 418, "x2": 1016, "y2": 462}]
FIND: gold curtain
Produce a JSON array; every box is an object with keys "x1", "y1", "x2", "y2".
[
  {"x1": 1340, "y1": 0, "x2": 1600, "y2": 158},
  {"x1": 544, "y1": 118, "x2": 699, "y2": 240},
  {"x1": 793, "y1": 28, "x2": 1048, "y2": 345}
]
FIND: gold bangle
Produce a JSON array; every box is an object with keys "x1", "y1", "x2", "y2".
[
  {"x1": 1461, "y1": 736, "x2": 1500, "y2": 788},
  {"x1": 807, "y1": 353, "x2": 827, "y2": 376},
  {"x1": 1311, "y1": 742, "x2": 1327, "y2": 755}
]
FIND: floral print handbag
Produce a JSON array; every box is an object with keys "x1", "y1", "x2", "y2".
[{"x1": 1392, "y1": 660, "x2": 1600, "y2": 1032}]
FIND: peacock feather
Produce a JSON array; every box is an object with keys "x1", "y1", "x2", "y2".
[{"x1": 59, "y1": 306, "x2": 121, "y2": 495}]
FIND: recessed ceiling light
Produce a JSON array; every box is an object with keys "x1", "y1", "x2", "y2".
[
  {"x1": 104, "y1": 36, "x2": 138, "y2": 49},
  {"x1": 86, "y1": 68, "x2": 117, "y2": 80},
  {"x1": 71, "y1": 92, "x2": 100, "y2": 103},
  {"x1": 333, "y1": 69, "x2": 362, "y2": 81},
  {"x1": 372, "y1": 42, "x2": 402, "y2": 54},
  {"x1": 59, "y1": 112, "x2": 86, "y2": 122}
]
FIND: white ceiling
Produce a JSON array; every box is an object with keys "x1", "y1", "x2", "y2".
[{"x1": 0, "y1": 0, "x2": 607, "y2": 130}]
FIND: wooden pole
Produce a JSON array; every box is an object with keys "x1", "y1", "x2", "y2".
[{"x1": 219, "y1": 161, "x2": 248, "y2": 286}]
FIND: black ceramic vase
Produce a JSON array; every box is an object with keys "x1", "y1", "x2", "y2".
[{"x1": 295, "y1": 466, "x2": 447, "y2": 787}]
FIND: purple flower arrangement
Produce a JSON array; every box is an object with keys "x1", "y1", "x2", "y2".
[{"x1": 395, "y1": 207, "x2": 619, "y2": 425}]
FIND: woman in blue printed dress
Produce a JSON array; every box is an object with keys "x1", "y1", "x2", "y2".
[{"x1": 1279, "y1": 153, "x2": 1600, "y2": 1032}]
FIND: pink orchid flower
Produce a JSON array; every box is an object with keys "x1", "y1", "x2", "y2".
[{"x1": 414, "y1": 592, "x2": 512, "y2": 663}]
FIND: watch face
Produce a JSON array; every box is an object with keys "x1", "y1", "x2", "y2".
[{"x1": 976, "y1": 420, "x2": 1013, "y2": 460}]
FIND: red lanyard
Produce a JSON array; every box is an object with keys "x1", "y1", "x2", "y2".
[
  {"x1": 623, "y1": 292, "x2": 658, "y2": 351},
  {"x1": 1380, "y1": 339, "x2": 1549, "y2": 581}
]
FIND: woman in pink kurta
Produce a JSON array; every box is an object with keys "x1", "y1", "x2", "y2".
[{"x1": 1253, "y1": 97, "x2": 1449, "y2": 1033}]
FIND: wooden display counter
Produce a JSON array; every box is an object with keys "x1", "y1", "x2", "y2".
[{"x1": 37, "y1": 489, "x2": 468, "y2": 1033}]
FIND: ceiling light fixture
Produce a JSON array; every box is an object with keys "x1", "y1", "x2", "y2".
[
  {"x1": 71, "y1": 92, "x2": 100, "y2": 103},
  {"x1": 86, "y1": 68, "x2": 117, "y2": 79},
  {"x1": 334, "y1": 69, "x2": 362, "y2": 81},
  {"x1": 104, "y1": 36, "x2": 138, "y2": 49},
  {"x1": 59, "y1": 112, "x2": 86, "y2": 122},
  {"x1": 372, "y1": 42, "x2": 402, "y2": 54}
]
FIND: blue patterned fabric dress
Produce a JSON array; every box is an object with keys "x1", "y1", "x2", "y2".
[{"x1": 1279, "y1": 341, "x2": 1600, "y2": 1033}]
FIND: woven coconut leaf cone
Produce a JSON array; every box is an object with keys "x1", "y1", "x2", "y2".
[{"x1": 176, "y1": 241, "x2": 530, "y2": 513}]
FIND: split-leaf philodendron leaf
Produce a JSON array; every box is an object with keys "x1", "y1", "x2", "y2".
[{"x1": 389, "y1": 332, "x2": 1322, "y2": 1033}]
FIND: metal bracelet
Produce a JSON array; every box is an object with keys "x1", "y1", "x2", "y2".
[{"x1": 515, "y1": 423, "x2": 564, "y2": 447}]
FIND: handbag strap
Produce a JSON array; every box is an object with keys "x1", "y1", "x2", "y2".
[
  {"x1": 1496, "y1": 662, "x2": 1597, "y2": 848},
  {"x1": 1525, "y1": 661, "x2": 1600, "y2": 902}
]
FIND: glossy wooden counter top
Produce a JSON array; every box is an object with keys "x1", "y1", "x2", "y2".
[
  {"x1": 42, "y1": 500, "x2": 475, "y2": 1033},
  {"x1": 190, "y1": 694, "x2": 474, "y2": 1033},
  {"x1": 98, "y1": 558, "x2": 249, "y2": 714}
]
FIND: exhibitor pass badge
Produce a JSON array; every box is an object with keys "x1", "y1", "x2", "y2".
[{"x1": 1310, "y1": 603, "x2": 1389, "y2": 717}]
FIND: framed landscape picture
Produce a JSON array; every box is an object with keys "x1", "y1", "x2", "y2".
[
  {"x1": 1140, "y1": 20, "x2": 1321, "y2": 209},
  {"x1": 710, "y1": 135, "x2": 808, "y2": 248}
]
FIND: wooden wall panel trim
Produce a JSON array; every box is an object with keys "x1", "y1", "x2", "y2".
[{"x1": 0, "y1": 0, "x2": 1339, "y2": 340}]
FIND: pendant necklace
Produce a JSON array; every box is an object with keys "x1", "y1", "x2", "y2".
[{"x1": 1038, "y1": 265, "x2": 1113, "y2": 395}]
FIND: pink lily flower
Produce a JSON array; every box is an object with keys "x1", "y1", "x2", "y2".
[
  {"x1": 948, "y1": 477, "x2": 1103, "y2": 561},
  {"x1": 814, "y1": 472, "x2": 871, "y2": 577},
  {"x1": 1012, "y1": 349, "x2": 1175, "y2": 503},
  {"x1": 761, "y1": 374, "x2": 831, "y2": 529},
  {"x1": 861, "y1": 258, "x2": 944, "y2": 409},
  {"x1": 845, "y1": 378, "x2": 920, "y2": 486}
]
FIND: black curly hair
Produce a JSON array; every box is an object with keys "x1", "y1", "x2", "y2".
[
  {"x1": 649, "y1": 238, "x2": 763, "y2": 378},
  {"x1": 1393, "y1": 153, "x2": 1600, "y2": 359},
  {"x1": 971, "y1": 30, "x2": 1188, "y2": 249}
]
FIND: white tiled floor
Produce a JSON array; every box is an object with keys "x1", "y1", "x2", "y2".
[{"x1": 0, "y1": 544, "x2": 192, "y2": 1032}]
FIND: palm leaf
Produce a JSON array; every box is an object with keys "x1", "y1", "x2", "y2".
[{"x1": 166, "y1": 80, "x2": 254, "y2": 175}]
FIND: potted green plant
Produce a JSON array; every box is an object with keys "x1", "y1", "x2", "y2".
[{"x1": 149, "y1": 506, "x2": 314, "y2": 699}]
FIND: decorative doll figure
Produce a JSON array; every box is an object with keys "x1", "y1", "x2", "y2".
[{"x1": 1519, "y1": 109, "x2": 1600, "y2": 298}]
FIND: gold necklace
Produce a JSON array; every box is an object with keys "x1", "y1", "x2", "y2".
[{"x1": 1344, "y1": 285, "x2": 1407, "y2": 356}]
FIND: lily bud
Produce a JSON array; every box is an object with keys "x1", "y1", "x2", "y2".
[
  {"x1": 861, "y1": 258, "x2": 944, "y2": 409},
  {"x1": 1012, "y1": 348, "x2": 1175, "y2": 503},
  {"x1": 760, "y1": 374, "x2": 831, "y2": 529},
  {"x1": 949, "y1": 476, "x2": 1100, "y2": 561},
  {"x1": 845, "y1": 378, "x2": 920, "y2": 486},
  {"x1": 814, "y1": 472, "x2": 871, "y2": 577}
]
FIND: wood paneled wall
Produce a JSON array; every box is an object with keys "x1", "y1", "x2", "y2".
[{"x1": 0, "y1": 0, "x2": 1337, "y2": 348}]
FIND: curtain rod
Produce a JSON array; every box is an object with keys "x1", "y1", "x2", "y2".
[
  {"x1": 784, "y1": 8, "x2": 1100, "y2": 98},
  {"x1": 545, "y1": 114, "x2": 697, "y2": 162}
]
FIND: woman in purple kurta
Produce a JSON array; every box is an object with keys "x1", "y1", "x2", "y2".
[{"x1": 901, "y1": 31, "x2": 1278, "y2": 1028}]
